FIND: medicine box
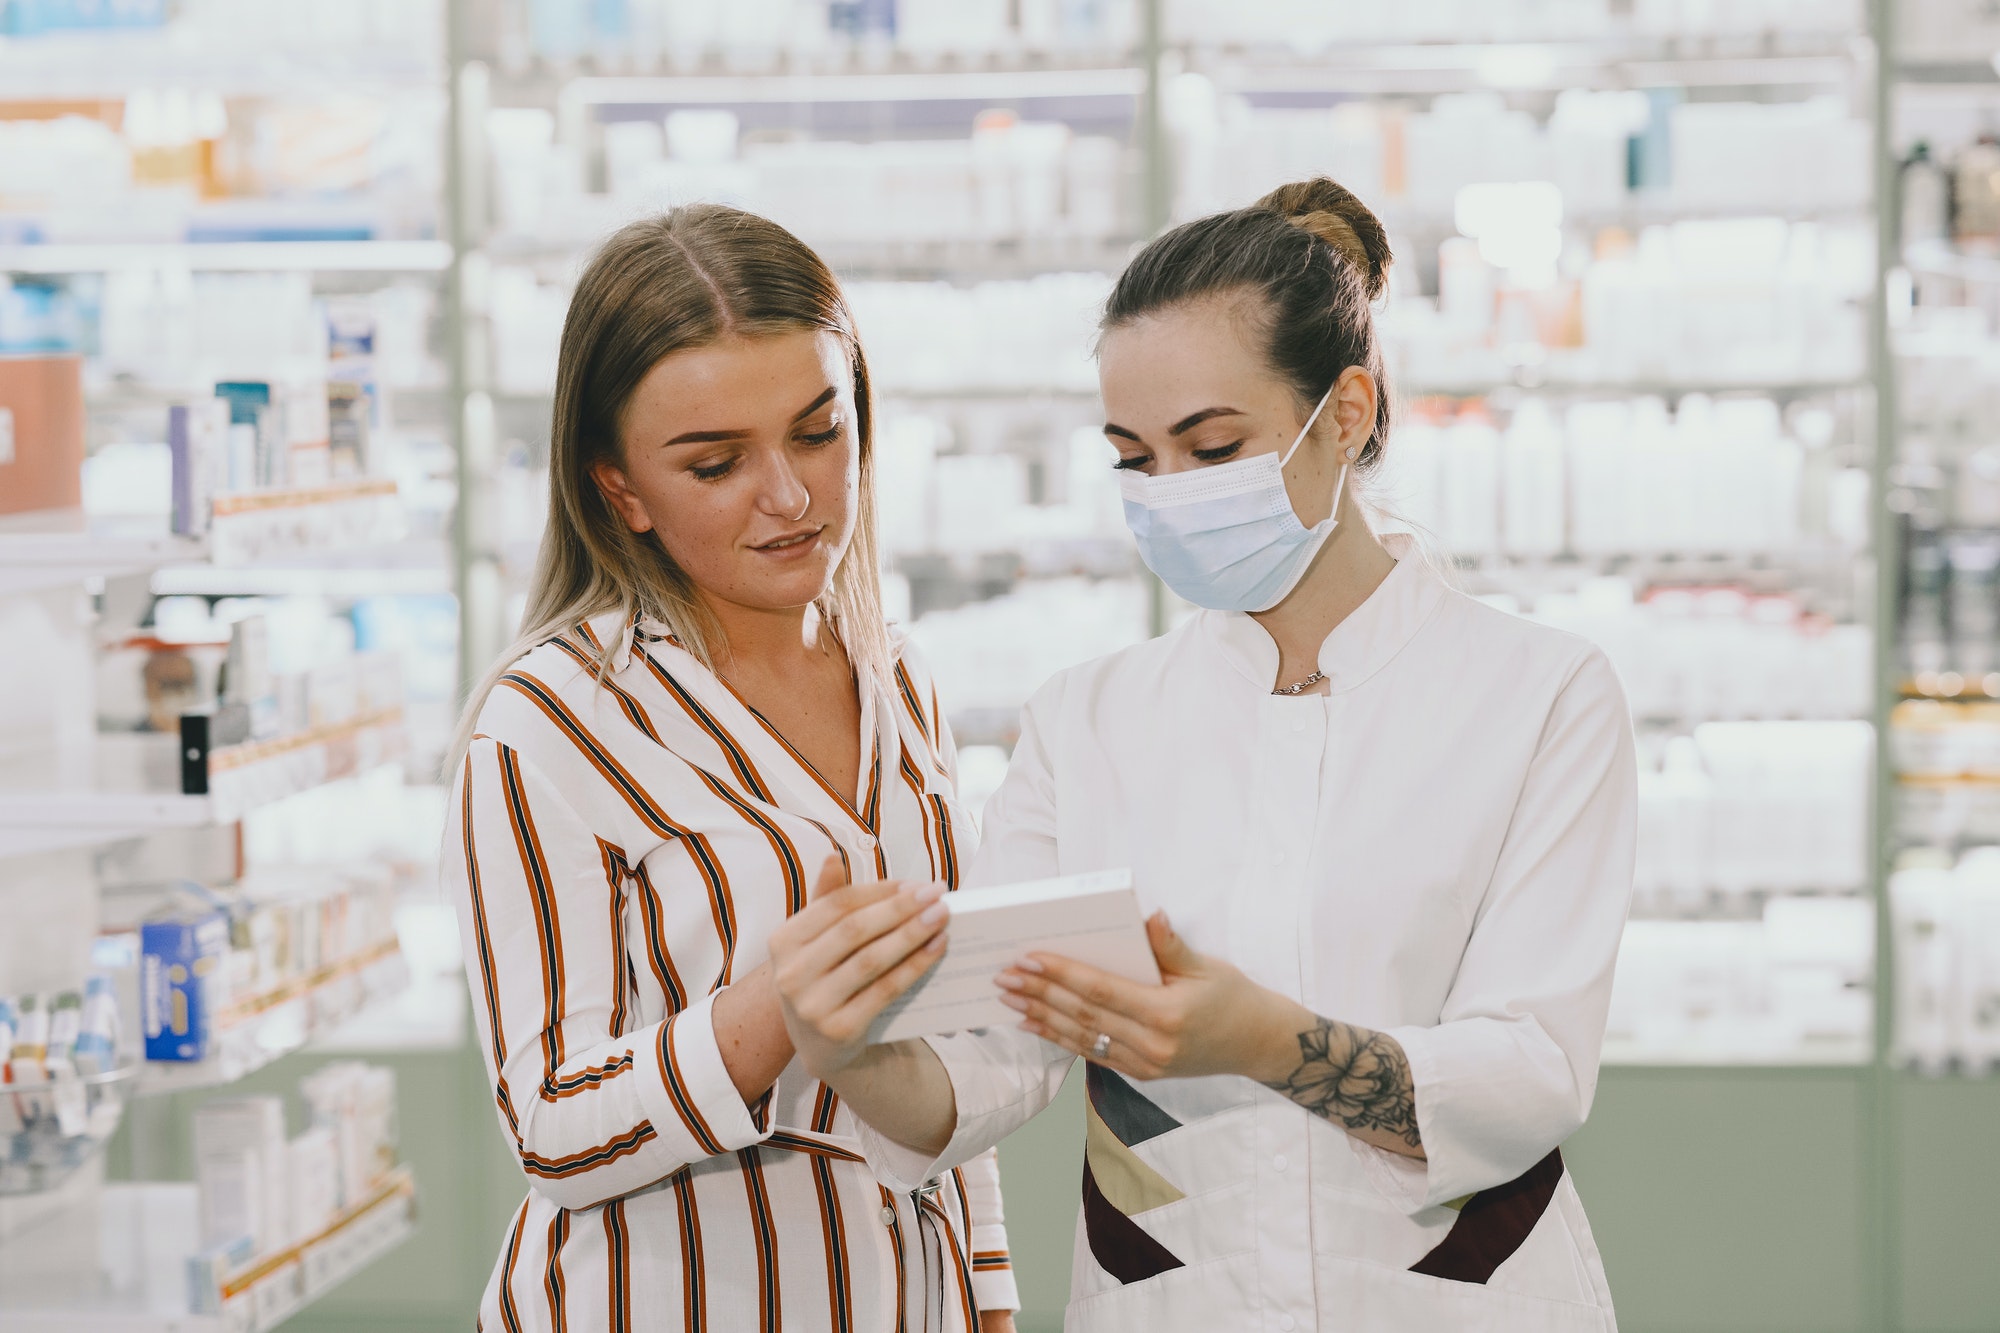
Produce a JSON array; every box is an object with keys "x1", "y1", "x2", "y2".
[
  {"x1": 141, "y1": 909, "x2": 229, "y2": 1062},
  {"x1": 0, "y1": 354, "x2": 84, "y2": 516}
]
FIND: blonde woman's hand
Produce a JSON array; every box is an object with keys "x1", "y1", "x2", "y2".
[
  {"x1": 979, "y1": 1311, "x2": 1018, "y2": 1333},
  {"x1": 995, "y1": 911, "x2": 1297, "y2": 1083},
  {"x1": 768, "y1": 857, "x2": 949, "y2": 1080}
]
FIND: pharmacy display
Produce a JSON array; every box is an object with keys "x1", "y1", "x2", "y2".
[
  {"x1": 1, "y1": 0, "x2": 1997, "y2": 1327},
  {"x1": 0, "y1": 3, "x2": 452, "y2": 1329}
]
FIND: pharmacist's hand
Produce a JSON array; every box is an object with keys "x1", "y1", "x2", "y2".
[
  {"x1": 768, "y1": 857, "x2": 949, "y2": 1079},
  {"x1": 997, "y1": 912, "x2": 1287, "y2": 1083}
]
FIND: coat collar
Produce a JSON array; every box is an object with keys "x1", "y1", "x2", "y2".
[{"x1": 1197, "y1": 534, "x2": 1449, "y2": 696}]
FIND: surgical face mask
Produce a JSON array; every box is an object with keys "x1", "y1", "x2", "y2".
[{"x1": 1117, "y1": 384, "x2": 1349, "y2": 613}]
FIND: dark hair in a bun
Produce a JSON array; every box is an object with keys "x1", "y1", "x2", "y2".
[{"x1": 1101, "y1": 176, "x2": 1394, "y2": 467}]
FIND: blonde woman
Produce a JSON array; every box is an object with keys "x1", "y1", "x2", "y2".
[{"x1": 444, "y1": 206, "x2": 1017, "y2": 1332}]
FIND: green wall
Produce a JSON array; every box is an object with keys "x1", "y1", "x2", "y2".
[{"x1": 109, "y1": 1051, "x2": 2000, "y2": 1333}]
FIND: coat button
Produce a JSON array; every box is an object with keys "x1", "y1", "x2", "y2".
[
  {"x1": 1272, "y1": 1154, "x2": 1288, "y2": 1172},
  {"x1": 1278, "y1": 1316, "x2": 1297, "y2": 1331}
]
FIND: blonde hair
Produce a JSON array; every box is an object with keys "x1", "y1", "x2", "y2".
[{"x1": 446, "y1": 206, "x2": 891, "y2": 772}]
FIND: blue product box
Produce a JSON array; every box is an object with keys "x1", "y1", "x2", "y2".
[
  {"x1": 141, "y1": 909, "x2": 228, "y2": 1062},
  {"x1": 212, "y1": 381, "x2": 271, "y2": 426}
]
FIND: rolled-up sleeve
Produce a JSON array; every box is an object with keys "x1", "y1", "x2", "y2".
[
  {"x1": 1364, "y1": 648, "x2": 1637, "y2": 1211},
  {"x1": 448, "y1": 738, "x2": 774, "y2": 1211}
]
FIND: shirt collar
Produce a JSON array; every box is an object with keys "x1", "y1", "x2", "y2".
[
  {"x1": 582, "y1": 606, "x2": 644, "y2": 675},
  {"x1": 1198, "y1": 534, "x2": 1447, "y2": 695}
]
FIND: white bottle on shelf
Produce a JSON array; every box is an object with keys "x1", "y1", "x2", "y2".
[{"x1": 1500, "y1": 397, "x2": 1565, "y2": 558}]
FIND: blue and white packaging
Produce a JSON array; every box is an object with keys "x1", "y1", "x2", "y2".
[{"x1": 141, "y1": 910, "x2": 229, "y2": 1063}]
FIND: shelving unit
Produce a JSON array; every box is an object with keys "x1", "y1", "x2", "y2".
[
  {"x1": 0, "y1": 10, "x2": 448, "y2": 1327},
  {"x1": 0, "y1": 1167, "x2": 417, "y2": 1333},
  {"x1": 136, "y1": 938, "x2": 408, "y2": 1096}
]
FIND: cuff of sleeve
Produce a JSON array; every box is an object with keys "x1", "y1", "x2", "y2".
[
  {"x1": 969, "y1": 1224, "x2": 1019, "y2": 1312},
  {"x1": 1345, "y1": 1023, "x2": 1449, "y2": 1215},
  {"x1": 858, "y1": 1030, "x2": 1055, "y2": 1192},
  {"x1": 633, "y1": 990, "x2": 775, "y2": 1163}
]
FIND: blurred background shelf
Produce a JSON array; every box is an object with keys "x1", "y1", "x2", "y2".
[
  {"x1": 0, "y1": 1167, "x2": 417, "y2": 1333},
  {"x1": 0, "y1": 710, "x2": 407, "y2": 834},
  {"x1": 0, "y1": 243, "x2": 454, "y2": 274}
]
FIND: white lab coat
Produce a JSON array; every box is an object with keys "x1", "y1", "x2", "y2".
[{"x1": 863, "y1": 538, "x2": 1636, "y2": 1331}]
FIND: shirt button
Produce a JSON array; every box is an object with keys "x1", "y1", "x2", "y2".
[
  {"x1": 1279, "y1": 1317, "x2": 1297, "y2": 1331},
  {"x1": 1272, "y1": 1154, "x2": 1288, "y2": 1172},
  {"x1": 1272, "y1": 850, "x2": 1288, "y2": 866},
  {"x1": 1290, "y1": 719, "x2": 1306, "y2": 735},
  {"x1": 880, "y1": 1206, "x2": 896, "y2": 1226}
]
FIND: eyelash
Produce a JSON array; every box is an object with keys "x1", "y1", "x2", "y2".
[
  {"x1": 1111, "y1": 441, "x2": 1244, "y2": 471},
  {"x1": 688, "y1": 422, "x2": 843, "y2": 482}
]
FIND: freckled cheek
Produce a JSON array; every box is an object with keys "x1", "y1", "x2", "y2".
[
  {"x1": 805, "y1": 444, "x2": 861, "y2": 537},
  {"x1": 639, "y1": 476, "x2": 756, "y2": 581}
]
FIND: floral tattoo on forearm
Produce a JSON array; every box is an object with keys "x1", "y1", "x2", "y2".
[{"x1": 1261, "y1": 1016, "x2": 1423, "y2": 1150}]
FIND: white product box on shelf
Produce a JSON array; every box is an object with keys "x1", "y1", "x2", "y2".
[
  {"x1": 1605, "y1": 898, "x2": 1874, "y2": 1065},
  {"x1": 0, "y1": 1166, "x2": 415, "y2": 1333},
  {"x1": 1892, "y1": 849, "x2": 2000, "y2": 1074},
  {"x1": 205, "y1": 479, "x2": 406, "y2": 566}
]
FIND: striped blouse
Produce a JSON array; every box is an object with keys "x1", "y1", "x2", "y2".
[{"x1": 445, "y1": 610, "x2": 1016, "y2": 1332}]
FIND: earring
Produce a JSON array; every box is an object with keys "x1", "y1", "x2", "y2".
[{"x1": 1345, "y1": 446, "x2": 1358, "y2": 461}]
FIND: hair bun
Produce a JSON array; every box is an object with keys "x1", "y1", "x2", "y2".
[{"x1": 1256, "y1": 177, "x2": 1392, "y2": 301}]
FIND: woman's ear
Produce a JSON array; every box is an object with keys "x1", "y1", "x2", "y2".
[
  {"x1": 1330, "y1": 366, "x2": 1377, "y2": 460},
  {"x1": 589, "y1": 457, "x2": 655, "y2": 534}
]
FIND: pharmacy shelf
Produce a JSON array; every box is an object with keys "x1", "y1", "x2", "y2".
[
  {"x1": 485, "y1": 230, "x2": 1135, "y2": 280},
  {"x1": 0, "y1": 30, "x2": 440, "y2": 100},
  {"x1": 0, "y1": 1167, "x2": 416, "y2": 1333},
  {"x1": 0, "y1": 513, "x2": 201, "y2": 597},
  {"x1": 137, "y1": 939, "x2": 409, "y2": 1096},
  {"x1": 1903, "y1": 239, "x2": 2000, "y2": 281},
  {"x1": 1364, "y1": 200, "x2": 1874, "y2": 238},
  {"x1": 151, "y1": 539, "x2": 453, "y2": 598},
  {"x1": 1181, "y1": 34, "x2": 1862, "y2": 93},
  {"x1": 561, "y1": 66, "x2": 1144, "y2": 108},
  {"x1": 0, "y1": 484, "x2": 414, "y2": 598},
  {"x1": 1900, "y1": 675, "x2": 2000, "y2": 700},
  {"x1": 1400, "y1": 374, "x2": 1871, "y2": 399},
  {"x1": 1898, "y1": 59, "x2": 2000, "y2": 86},
  {"x1": 0, "y1": 709, "x2": 406, "y2": 846},
  {"x1": 0, "y1": 241, "x2": 453, "y2": 274}
]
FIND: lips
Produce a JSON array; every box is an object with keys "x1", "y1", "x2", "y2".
[{"x1": 751, "y1": 526, "x2": 823, "y2": 553}]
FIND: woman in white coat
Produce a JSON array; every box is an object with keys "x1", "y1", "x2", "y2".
[{"x1": 767, "y1": 175, "x2": 1638, "y2": 1331}]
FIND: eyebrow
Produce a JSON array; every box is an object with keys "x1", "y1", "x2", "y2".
[
  {"x1": 1102, "y1": 406, "x2": 1247, "y2": 443},
  {"x1": 661, "y1": 386, "x2": 840, "y2": 447}
]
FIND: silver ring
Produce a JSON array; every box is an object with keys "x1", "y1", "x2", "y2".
[{"x1": 1090, "y1": 1032, "x2": 1112, "y2": 1060}]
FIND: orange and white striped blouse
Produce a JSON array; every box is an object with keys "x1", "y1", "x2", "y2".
[{"x1": 445, "y1": 610, "x2": 1016, "y2": 1333}]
